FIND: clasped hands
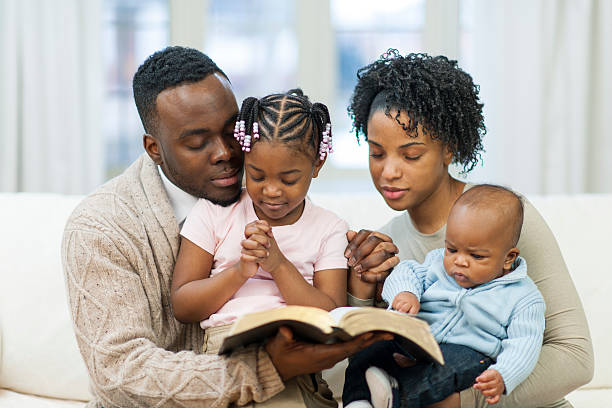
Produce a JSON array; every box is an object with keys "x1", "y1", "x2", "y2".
[
  {"x1": 239, "y1": 220, "x2": 286, "y2": 278},
  {"x1": 242, "y1": 223, "x2": 398, "y2": 381},
  {"x1": 345, "y1": 229, "x2": 400, "y2": 283}
]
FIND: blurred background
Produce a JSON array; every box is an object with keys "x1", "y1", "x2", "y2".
[{"x1": 1, "y1": 0, "x2": 611, "y2": 196}]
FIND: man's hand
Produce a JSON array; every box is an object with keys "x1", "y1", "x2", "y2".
[
  {"x1": 392, "y1": 292, "x2": 420, "y2": 314},
  {"x1": 473, "y1": 368, "x2": 505, "y2": 404},
  {"x1": 345, "y1": 229, "x2": 399, "y2": 283},
  {"x1": 264, "y1": 326, "x2": 393, "y2": 381}
]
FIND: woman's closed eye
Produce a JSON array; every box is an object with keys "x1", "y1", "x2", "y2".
[{"x1": 404, "y1": 155, "x2": 421, "y2": 161}]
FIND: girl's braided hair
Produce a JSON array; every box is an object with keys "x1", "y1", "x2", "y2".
[
  {"x1": 237, "y1": 89, "x2": 331, "y2": 160},
  {"x1": 349, "y1": 49, "x2": 486, "y2": 172}
]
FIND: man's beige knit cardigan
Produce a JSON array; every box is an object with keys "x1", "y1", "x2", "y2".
[{"x1": 62, "y1": 154, "x2": 285, "y2": 407}]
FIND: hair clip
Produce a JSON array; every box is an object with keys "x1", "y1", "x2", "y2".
[{"x1": 319, "y1": 123, "x2": 332, "y2": 160}]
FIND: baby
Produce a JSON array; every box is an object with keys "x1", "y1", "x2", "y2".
[{"x1": 342, "y1": 184, "x2": 546, "y2": 408}]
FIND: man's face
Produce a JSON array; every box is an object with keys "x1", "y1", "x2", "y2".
[{"x1": 146, "y1": 73, "x2": 243, "y2": 205}]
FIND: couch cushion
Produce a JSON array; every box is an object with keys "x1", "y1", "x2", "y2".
[
  {"x1": 530, "y1": 195, "x2": 612, "y2": 389},
  {"x1": 0, "y1": 389, "x2": 85, "y2": 407},
  {"x1": 309, "y1": 192, "x2": 399, "y2": 231},
  {"x1": 0, "y1": 193, "x2": 91, "y2": 401}
]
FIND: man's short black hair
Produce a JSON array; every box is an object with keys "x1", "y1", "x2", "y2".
[
  {"x1": 348, "y1": 49, "x2": 486, "y2": 172},
  {"x1": 133, "y1": 46, "x2": 227, "y2": 135}
]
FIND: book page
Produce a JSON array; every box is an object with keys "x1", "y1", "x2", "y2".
[{"x1": 333, "y1": 306, "x2": 444, "y2": 365}]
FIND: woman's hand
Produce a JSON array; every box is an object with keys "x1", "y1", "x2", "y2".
[{"x1": 345, "y1": 229, "x2": 399, "y2": 282}]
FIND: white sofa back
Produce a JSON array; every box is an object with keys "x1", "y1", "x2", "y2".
[
  {"x1": 0, "y1": 194, "x2": 91, "y2": 401},
  {"x1": 0, "y1": 192, "x2": 609, "y2": 403}
]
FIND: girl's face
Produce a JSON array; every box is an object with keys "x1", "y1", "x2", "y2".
[
  {"x1": 367, "y1": 110, "x2": 453, "y2": 211},
  {"x1": 245, "y1": 140, "x2": 323, "y2": 226}
]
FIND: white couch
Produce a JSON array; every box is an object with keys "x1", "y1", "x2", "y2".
[{"x1": 0, "y1": 192, "x2": 609, "y2": 407}]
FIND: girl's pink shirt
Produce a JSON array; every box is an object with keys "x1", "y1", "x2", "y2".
[{"x1": 180, "y1": 190, "x2": 349, "y2": 329}]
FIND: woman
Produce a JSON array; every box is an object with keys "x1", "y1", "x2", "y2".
[{"x1": 345, "y1": 50, "x2": 593, "y2": 407}]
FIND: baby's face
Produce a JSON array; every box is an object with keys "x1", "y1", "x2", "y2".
[{"x1": 443, "y1": 204, "x2": 518, "y2": 288}]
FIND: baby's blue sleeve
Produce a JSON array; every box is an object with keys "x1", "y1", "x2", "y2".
[
  {"x1": 381, "y1": 248, "x2": 443, "y2": 306},
  {"x1": 489, "y1": 294, "x2": 546, "y2": 394}
]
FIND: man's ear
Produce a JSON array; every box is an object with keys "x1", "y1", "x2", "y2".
[
  {"x1": 312, "y1": 156, "x2": 326, "y2": 178},
  {"x1": 503, "y1": 248, "x2": 520, "y2": 271},
  {"x1": 143, "y1": 134, "x2": 162, "y2": 165}
]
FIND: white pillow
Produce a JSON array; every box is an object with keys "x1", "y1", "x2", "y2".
[
  {"x1": 0, "y1": 193, "x2": 91, "y2": 401},
  {"x1": 530, "y1": 194, "x2": 612, "y2": 389}
]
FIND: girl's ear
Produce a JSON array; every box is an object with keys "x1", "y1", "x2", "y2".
[
  {"x1": 312, "y1": 156, "x2": 326, "y2": 178},
  {"x1": 503, "y1": 248, "x2": 520, "y2": 272}
]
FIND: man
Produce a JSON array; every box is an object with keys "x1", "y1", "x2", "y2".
[{"x1": 62, "y1": 46, "x2": 390, "y2": 408}]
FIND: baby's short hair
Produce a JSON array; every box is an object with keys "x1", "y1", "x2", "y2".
[{"x1": 455, "y1": 184, "x2": 524, "y2": 247}]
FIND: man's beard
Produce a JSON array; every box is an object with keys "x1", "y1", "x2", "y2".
[
  {"x1": 166, "y1": 164, "x2": 242, "y2": 207},
  {"x1": 205, "y1": 188, "x2": 242, "y2": 207}
]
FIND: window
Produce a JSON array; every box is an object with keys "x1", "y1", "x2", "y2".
[
  {"x1": 103, "y1": 0, "x2": 169, "y2": 179},
  {"x1": 204, "y1": 0, "x2": 298, "y2": 103},
  {"x1": 330, "y1": 0, "x2": 426, "y2": 170}
]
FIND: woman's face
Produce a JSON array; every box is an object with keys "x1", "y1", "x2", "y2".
[{"x1": 367, "y1": 110, "x2": 453, "y2": 211}]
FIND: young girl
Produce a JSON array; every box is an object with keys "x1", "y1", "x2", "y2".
[
  {"x1": 170, "y1": 89, "x2": 346, "y2": 408},
  {"x1": 344, "y1": 50, "x2": 592, "y2": 407}
]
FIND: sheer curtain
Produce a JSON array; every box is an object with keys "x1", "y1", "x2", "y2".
[
  {"x1": 0, "y1": 0, "x2": 103, "y2": 194},
  {"x1": 465, "y1": 0, "x2": 612, "y2": 194}
]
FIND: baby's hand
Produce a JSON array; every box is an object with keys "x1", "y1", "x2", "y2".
[
  {"x1": 392, "y1": 292, "x2": 420, "y2": 314},
  {"x1": 473, "y1": 368, "x2": 505, "y2": 404}
]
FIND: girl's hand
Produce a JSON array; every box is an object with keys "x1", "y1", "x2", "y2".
[
  {"x1": 237, "y1": 258, "x2": 258, "y2": 279},
  {"x1": 240, "y1": 220, "x2": 270, "y2": 278},
  {"x1": 473, "y1": 369, "x2": 505, "y2": 404},
  {"x1": 242, "y1": 220, "x2": 288, "y2": 274},
  {"x1": 392, "y1": 291, "x2": 420, "y2": 314}
]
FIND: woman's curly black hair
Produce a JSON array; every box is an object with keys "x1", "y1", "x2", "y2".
[{"x1": 348, "y1": 49, "x2": 485, "y2": 172}]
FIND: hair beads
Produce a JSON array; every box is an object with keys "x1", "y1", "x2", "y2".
[
  {"x1": 319, "y1": 123, "x2": 332, "y2": 160},
  {"x1": 234, "y1": 90, "x2": 334, "y2": 160}
]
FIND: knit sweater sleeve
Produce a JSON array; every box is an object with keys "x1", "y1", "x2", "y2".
[
  {"x1": 62, "y1": 222, "x2": 284, "y2": 407},
  {"x1": 489, "y1": 296, "x2": 546, "y2": 395},
  {"x1": 381, "y1": 249, "x2": 442, "y2": 305}
]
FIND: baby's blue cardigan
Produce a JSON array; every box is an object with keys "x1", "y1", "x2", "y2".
[{"x1": 382, "y1": 248, "x2": 545, "y2": 394}]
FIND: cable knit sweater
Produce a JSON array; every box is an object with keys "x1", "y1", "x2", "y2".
[
  {"x1": 382, "y1": 249, "x2": 546, "y2": 394},
  {"x1": 61, "y1": 154, "x2": 285, "y2": 408}
]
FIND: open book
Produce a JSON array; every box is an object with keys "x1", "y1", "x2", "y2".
[{"x1": 218, "y1": 306, "x2": 444, "y2": 365}]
